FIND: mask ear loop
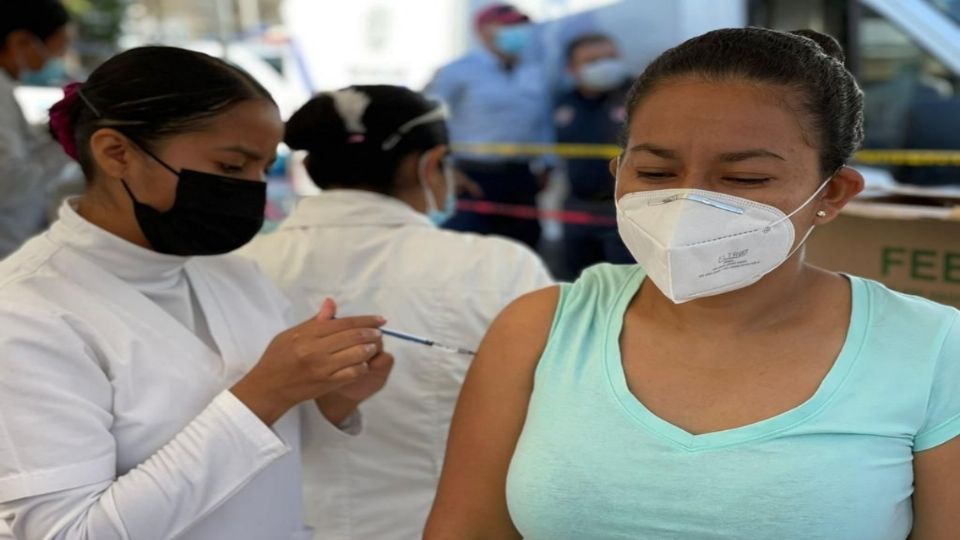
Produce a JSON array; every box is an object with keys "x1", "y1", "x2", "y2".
[
  {"x1": 417, "y1": 152, "x2": 441, "y2": 215},
  {"x1": 776, "y1": 167, "x2": 841, "y2": 259}
]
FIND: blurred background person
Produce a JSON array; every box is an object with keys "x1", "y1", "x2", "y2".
[
  {"x1": 555, "y1": 32, "x2": 634, "y2": 279},
  {"x1": 427, "y1": 3, "x2": 555, "y2": 249},
  {"x1": 240, "y1": 85, "x2": 553, "y2": 540},
  {"x1": 0, "y1": 0, "x2": 75, "y2": 259}
]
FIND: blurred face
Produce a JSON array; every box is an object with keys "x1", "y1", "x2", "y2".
[
  {"x1": 121, "y1": 99, "x2": 283, "y2": 212},
  {"x1": 614, "y1": 78, "x2": 828, "y2": 235},
  {"x1": 5, "y1": 25, "x2": 71, "y2": 73},
  {"x1": 569, "y1": 39, "x2": 619, "y2": 73},
  {"x1": 479, "y1": 22, "x2": 532, "y2": 58}
]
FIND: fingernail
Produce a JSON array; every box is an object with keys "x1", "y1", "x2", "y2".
[
  {"x1": 365, "y1": 344, "x2": 377, "y2": 353},
  {"x1": 376, "y1": 316, "x2": 386, "y2": 324},
  {"x1": 368, "y1": 329, "x2": 382, "y2": 339}
]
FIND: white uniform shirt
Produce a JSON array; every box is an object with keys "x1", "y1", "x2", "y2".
[
  {"x1": 0, "y1": 71, "x2": 76, "y2": 258},
  {"x1": 0, "y1": 200, "x2": 346, "y2": 539},
  {"x1": 239, "y1": 190, "x2": 553, "y2": 540}
]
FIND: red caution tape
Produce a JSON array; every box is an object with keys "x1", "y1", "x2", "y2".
[{"x1": 456, "y1": 200, "x2": 618, "y2": 226}]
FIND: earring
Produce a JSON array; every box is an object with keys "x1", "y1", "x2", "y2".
[{"x1": 816, "y1": 210, "x2": 828, "y2": 217}]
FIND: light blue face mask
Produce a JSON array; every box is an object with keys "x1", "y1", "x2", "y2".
[
  {"x1": 494, "y1": 24, "x2": 533, "y2": 56},
  {"x1": 20, "y1": 57, "x2": 69, "y2": 86},
  {"x1": 418, "y1": 153, "x2": 458, "y2": 226}
]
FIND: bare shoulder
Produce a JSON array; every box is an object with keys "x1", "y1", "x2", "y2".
[{"x1": 479, "y1": 285, "x2": 561, "y2": 369}]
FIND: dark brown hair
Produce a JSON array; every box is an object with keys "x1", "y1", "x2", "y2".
[
  {"x1": 624, "y1": 27, "x2": 864, "y2": 175},
  {"x1": 55, "y1": 46, "x2": 276, "y2": 177}
]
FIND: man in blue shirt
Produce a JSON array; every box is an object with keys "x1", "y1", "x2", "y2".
[
  {"x1": 427, "y1": 4, "x2": 554, "y2": 249},
  {"x1": 554, "y1": 33, "x2": 634, "y2": 278}
]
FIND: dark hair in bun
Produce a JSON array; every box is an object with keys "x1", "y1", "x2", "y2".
[
  {"x1": 285, "y1": 85, "x2": 448, "y2": 193},
  {"x1": 624, "y1": 27, "x2": 863, "y2": 176}
]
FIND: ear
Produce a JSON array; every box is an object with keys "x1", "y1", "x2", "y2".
[
  {"x1": 608, "y1": 155, "x2": 621, "y2": 180},
  {"x1": 815, "y1": 165, "x2": 865, "y2": 224},
  {"x1": 88, "y1": 128, "x2": 137, "y2": 181},
  {"x1": 422, "y1": 145, "x2": 448, "y2": 187}
]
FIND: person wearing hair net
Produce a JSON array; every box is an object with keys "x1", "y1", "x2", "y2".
[{"x1": 240, "y1": 85, "x2": 553, "y2": 540}]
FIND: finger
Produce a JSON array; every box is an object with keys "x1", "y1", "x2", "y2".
[
  {"x1": 328, "y1": 343, "x2": 380, "y2": 369},
  {"x1": 367, "y1": 352, "x2": 394, "y2": 374},
  {"x1": 306, "y1": 342, "x2": 379, "y2": 376},
  {"x1": 316, "y1": 298, "x2": 337, "y2": 322},
  {"x1": 328, "y1": 362, "x2": 370, "y2": 384},
  {"x1": 294, "y1": 314, "x2": 386, "y2": 338},
  {"x1": 315, "y1": 327, "x2": 383, "y2": 354}
]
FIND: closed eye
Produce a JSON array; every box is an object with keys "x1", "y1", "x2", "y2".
[
  {"x1": 723, "y1": 177, "x2": 773, "y2": 185},
  {"x1": 218, "y1": 163, "x2": 244, "y2": 175},
  {"x1": 635, "y1": 170, "x2": 676, "y2": 180}
]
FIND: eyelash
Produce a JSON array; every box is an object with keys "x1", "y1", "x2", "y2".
[
  {"x1": 634, "y1": 172, "x2": 773, "y2": 185},
  {"x1": 218, "y1": 163, "x2": 244, "y2": 175}
]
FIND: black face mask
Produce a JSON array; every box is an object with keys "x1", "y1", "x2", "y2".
[{"x1": 122, "y1": 148, "x2": 266, "y2": 256}]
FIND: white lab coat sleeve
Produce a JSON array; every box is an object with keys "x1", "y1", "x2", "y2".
[{"x1": 0, "y1": 305, "x2": 290, "y2": 539}]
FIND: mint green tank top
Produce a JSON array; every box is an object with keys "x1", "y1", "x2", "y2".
[{"x1": 506, "y1": 264, "x2": 960, "y2": 540}]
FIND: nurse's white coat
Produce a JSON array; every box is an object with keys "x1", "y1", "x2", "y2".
[{"x1": 0, "y1": 201, "x2": 337, "y2": 539}]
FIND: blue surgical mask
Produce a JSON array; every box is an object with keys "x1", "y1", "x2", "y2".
[
  {"x1": 418, "y1": 153, "x2": 458, "y2": 226},
  {"x1": 577, "y1": 58, "x2": 628, "y2": 92},
  {"x1": 20, "y1": 57, "x2": 69, "y2": 86},
  {"x1": 494, "y1": 25, "x2": 532, "y2": 56}
]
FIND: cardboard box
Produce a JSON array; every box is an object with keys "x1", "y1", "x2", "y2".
[{"x1": 806, "y1": 188, "x2": 960, "y2": 309}]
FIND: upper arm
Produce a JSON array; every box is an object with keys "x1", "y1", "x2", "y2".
[
  {"x1": 911, "y1": 313, "x2": 960, "y2": 538},
  {"x1": 425, "y1": 286, "x2": 560, "y2": 540},
  {"x1": 0, "y1": 305, "x2": 116, "y2": 504},
  {"x1": 425, "y1": 65, "x2": 462, "y2": 109},
  {"x1": 912, "y1": 436, "x2": 960, "y2": 539}
]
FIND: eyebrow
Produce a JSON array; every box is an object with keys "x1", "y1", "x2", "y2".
[
  {"x1": 217, "y1": 145, "x2": 269, "y2": 161},
  {"x1": 716, "y1": 149, "x2": 786, "y2": 162},
  {"x1": 628, "y1": 144, "x2": 786, "y2": 162}
]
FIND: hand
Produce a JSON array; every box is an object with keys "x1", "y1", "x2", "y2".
[
  {"x1": 335, "y1": 350, "x2": 394, "y2": 403},
  {"x1": 315, "y1": 351, "x2": 394, "y2": 425},
  {"x1": 231, "y1": 298, "x2": 386, "y2": 425},
  {"x1": 455, "y1": 169, "x2": 484, "y2": 198}
]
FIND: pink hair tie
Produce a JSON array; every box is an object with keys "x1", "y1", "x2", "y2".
[{"x1": 49, "y1": 82, "x2": 99, "y2": 161}]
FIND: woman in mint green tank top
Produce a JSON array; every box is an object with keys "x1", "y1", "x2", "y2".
[{"x1": 425, "y1": 26, "x2": 960, "y2": 540}]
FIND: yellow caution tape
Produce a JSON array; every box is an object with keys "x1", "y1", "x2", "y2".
[
  {"x1": 853, "y1": 150, "x2": 960, "y2": 167},
  {"x1": 452, "y1": 143, "x2": 960, "y2": 167},
  {"x1": 452, "y1": 143, "x2": 620, "y2": 160}
]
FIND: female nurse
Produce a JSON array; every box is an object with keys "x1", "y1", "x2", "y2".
[
  {"x1": 426, "y1": 28, "x2": 960, "y2": 539},
  {"x1": 0, "y1": 46, "x2": 392, "y2": 539}
]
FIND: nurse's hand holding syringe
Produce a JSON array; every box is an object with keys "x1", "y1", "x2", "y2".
[{"x1": 231, "y1": 298, "x2": 394, "y2": 426}]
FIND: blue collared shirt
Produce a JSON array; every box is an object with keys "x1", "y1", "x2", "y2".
[{"x1": 427, "y1": 49, "x2": 555, "y2": 166}]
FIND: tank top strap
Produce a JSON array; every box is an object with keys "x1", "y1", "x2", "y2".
[{"x1": 536, "y1": 264, "x2": 645, "y2": 382}]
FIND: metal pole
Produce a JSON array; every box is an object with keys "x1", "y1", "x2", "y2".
[
  {"x1": 239, "y1": 0, "x2": 261, "y2": 33},
  {"x1": 215, "y1": 0, "x2": 236, "y2": 59}
]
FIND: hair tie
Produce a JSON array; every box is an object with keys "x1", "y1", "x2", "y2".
[{"x1": 48, "y1": 82, "x2": 101, "y2": 161}]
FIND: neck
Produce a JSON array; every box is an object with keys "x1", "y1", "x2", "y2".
[
  {"x1": 635, "y1": 254, "x2": 820, "y2": 335},
  {"x1": 486, "y1": 46, "x2": 516, "y2": 69},
  {"x1": 76, "y1": 182, "x2": 152, "y2": 250},
  {"x1": 394, "y1": 182, "x2": 427, "y2": 214},
  {"x1": 577, "y1": 86, "x2": 605, "y2": 99}
]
